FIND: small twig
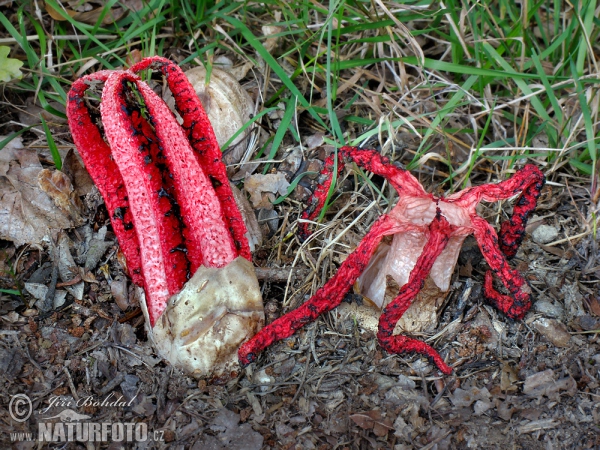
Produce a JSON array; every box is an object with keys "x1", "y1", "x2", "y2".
[
  {"x1": 110, "y1": 344, "x2": 153, "y2": 369},
  {"x1": 73, "y1": 341, "x2": 104, "y2": 357},
  {"x1": 98, "y1": 373, "x2": 125, "y2": 396},
  {"x1": 291, "y1": 350, "x2": 311, "y2": 404},
  {"x1": 56, "y1": 275, "x2": 82, "y2": 288},
  {"x1": 118, "y1": 308, "x2": 142, "y2": 323},
  {"x1": 63, "y1": 367, "x2": 80, "y2": 401},
  {"x1": 254, "y1": 266, "x2": 309, "y2": 282}
]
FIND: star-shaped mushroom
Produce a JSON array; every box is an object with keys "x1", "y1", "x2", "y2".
[{"x1": 239, "y1": 147, "x2": 544, "y2": 375}]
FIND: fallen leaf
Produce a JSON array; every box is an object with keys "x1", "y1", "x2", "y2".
[
  {"x1": 532, "y1": 318, "x2": 571, "y2": 347},
  {"x1": 37, "y1": 168, "x2": 85, "y2": 224},
  {"x1": 523, "y1": 369, "x2": 577, "y2": 398},
  {"x1": 74, "y1": 6, "x2": 125, "y2": 25},
  {"x1": 449, "y1": 386, "x2": 491, "y2": 408},
  {"x1": 244, "y1": 172, "x2": 290, "y2": 209},
  {"x1": 192, "y1": 408, "x2": 263, "y2": 450},
  {"x1": 110, "y1": 277, "x2": 129, "y2": 311},
  {"x1": 231, "y1": 183, "x2": 262, "y2": 252},
  {"x1": 517, "y1": 419, "x2": 558, "y2": 434},
  {"x1": 500, "y1": 362, "x2": 519, "y2": 392},
  {"x1": 84, "y1": 226, "x2": 113, "y2": 271},
  {"x1": 262, "y1": 24, "x2": 283, "y2": 53},
  {"x1": 0, "y1": 143, "x2": 75, "y2": 246},
  {"x1": 56, "y1": 232, "x2": 84, "y2": 300},
  {"x1": 62, "y1": 149, "x2": 95, "y2": 196},
  {"x1": 349, "y1": 410, "x2": 393, "y2": 436},
  {"x1": 45, "y1": 1, "x2": 125, "y2": 24},
  {"x1": 585, "y1": 295, "x2": 600, "y2": 317},
  {"x1": 45, "y1": 1, "x2": 77, "y2": 20}
]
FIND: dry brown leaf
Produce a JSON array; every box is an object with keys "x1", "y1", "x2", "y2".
[
  {"x1": 74, "y1": 6, "x2": 125, "y2": 24},
  {"x1": 349, "y1": 410, "x2": 393, "y2": 436},
  {"x1": 62, "y1": 149, "x2": 95, "y2": 196},
  {"x1": 125, "y1": 49, "x2": 144, "y2": 67},
  {"x1": 262, "y1": 25, "x2": 283, "y2": 53},
  {"x1": 37, "y1": 168, "x2": 85, "y2": 225},
  {"x1": 45, "y1": 1, "x2": 77, "y2": 20},
  {"x1": 80, "y1": 268, "x2": 98, "y2": 284},
  {"x1": 120, "y1": 0, "x2": 144, "y2": 12},
  {"x1": 56, "y1": 232, "x2": 84, "y2": 300},
  {"x1": 585, "y1": 296, "x2": 600, "y2": 317},
  {"x1": 231, "y1": 183, "x2": 263, "y2": 252},
  {"x1": 0, "y1": 141, "x2": 75, "y2": 246},
  {"x1": 523, "y1": 369, "x2": 577, "y2": 398},
  {"x1": 500, "y1": 362, "x2": 519, "y2": 392},
  {"x1": 532, "y1": 318, "x2": 571, "y2": 347},
  {"x1": 46, "y1": 1, "x2": 125, "y2": 24},
  {"x1": 244, "y1": 172, "x2": 290, "y2": 209},
  {"x1": 110, "y1": 278, "x2": 129, "y2": 311}
]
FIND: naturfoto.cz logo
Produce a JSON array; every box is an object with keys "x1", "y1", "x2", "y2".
[{"x1": 8, "y1": 394, "x2": 162, "y2": 443}]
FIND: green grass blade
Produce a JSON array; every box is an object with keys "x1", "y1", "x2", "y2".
[{"x1": 40, "y1": 116, "x2": 62, "y2": 170}]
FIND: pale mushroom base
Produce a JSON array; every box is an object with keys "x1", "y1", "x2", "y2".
[{"x1": 140, "y1": 257, "x2": 264, "y2": 378}]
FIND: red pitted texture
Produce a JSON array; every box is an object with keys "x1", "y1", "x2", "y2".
[
  {"x1": 116, "y1": 95, "x2": 190, "y2": 294},
  {"x1": 452, "y1": 164, "x2": 544, "y2": 258},
  {"x1": 67, "y1": 71, "x2": 144, "y2": 287},
  {"x1": 67, "y1": 58, "x2": 251, "y2": 325},
  {"x1": 377, "y1": 211, "x2": 453, "y2": 375},
  {"x1": 129, "y1": 74, "x2": 237, "y2": 270},
  {"x1": 238, "y1": 215, "x2": 397, "y2": 365},
  {"x1": 473, "y1": 216, "x2": 531, "y2": 319},
  {"x1": 101, "y1": 71, "x2": 175, "y2": 322},
  {"x1": 299, "y1": 146, "x2": 427, "y2": 240},
  {"x1": 240, "y1": 146, "x2": 545, "y2": 374},
  {"x1": 130, "y1": 57, "x2": 251, "y2": 260}
]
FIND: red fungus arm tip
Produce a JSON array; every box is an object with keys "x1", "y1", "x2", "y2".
[
  {"x1": 472, "y1": 216, "x2": 531, "y2": 319},
  {"x1": 377, "y1": 210, "x2": 453, "y2": 375},
  {"x1": 497, "y1": 165, "x2": 545, "y2": 258},
  {"x1": 454, "y1": 165, "x2": 545, "y2": 258},
  {"x1": 130, "y1": 75, "x2": 237, "y2": 270},
  {"x1": 299, "y1": 146, "x2": 428, "y2": 240}
]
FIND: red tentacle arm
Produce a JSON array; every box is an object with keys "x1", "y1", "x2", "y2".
[
  {"x1": 128, "y1": 108, "x2": 189, "y2": 289},
  {"x1": 497, "y1": 166, "x2": 545, "y2": 258},
  {"x1": 239, "y1": 214, "x2": 397, "y2": 366},
  {"x1": 451, "y1": 164, "x2": 545, "y2": 258},
  {"x1": 298, "y1": 149, "x2": 345, "y2": 241},
  {"x1": 340, "y1": 147, "x2": 429, "y2": 196},
  {"x1": 471, "y1": 216, "x2": 532, "y2": 319},
  {"x1": 67, "y1": 71, "x2": 144, "y2": 286},
  {"x1": 377, "y1": 211, "x2": 453, "y2": 375},
  {"x1": 101, "y1": 71, "x2": 177, "y2": 322},
  {"x1": 68, "y1": 67, "x2": 249, "y2": 325},
  {"x1": 299, "y1": 146, "x2": 428, "y2": 240},
  {"x1": 129, "y1": 74, "x2": 238, "y2": 270},
  {"x1": 130, "y1": 57, "x2": 251, "y2": 260}
]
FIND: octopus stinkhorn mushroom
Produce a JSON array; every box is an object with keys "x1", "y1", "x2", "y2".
[
  {"x1": 239, "y1": 147, "x2": 544, "y2": 375},
  {"x1": 67, "y1": 56, "x2": 264, "y2": 377}
]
